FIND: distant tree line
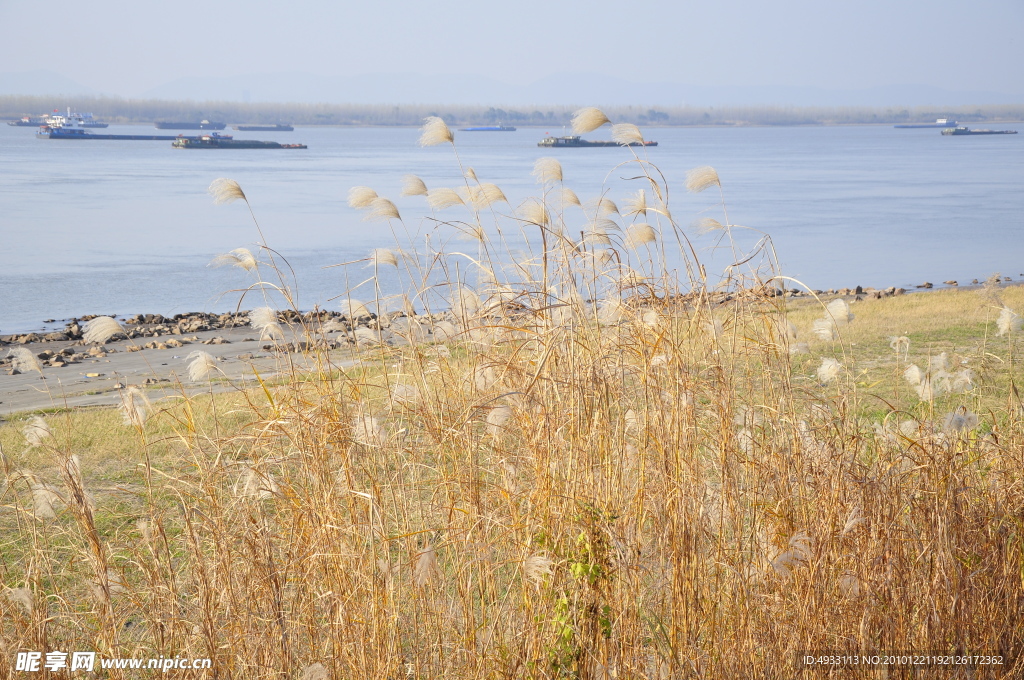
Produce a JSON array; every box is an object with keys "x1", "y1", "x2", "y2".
[{"x1": 2, "y1": 95, "x2": 1021, "y2": 126}]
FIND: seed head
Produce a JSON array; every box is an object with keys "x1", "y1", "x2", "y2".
[
  {"x1": 347, "y1": 186, "x2": 378, "y2": 209},
  {"x1": 400, "y1": 175, "x2": 429, "y2": 197},
  {"x1": 532, "y1": 157, "x2": 563, "y2": 184},
  {"x1": 611, "y1": 123, "x2": 644, "y2": 145},
  {"x1": 419, "y1": 116, "x2": 454, "y2": 146},
  {"x1": 685, "y1": 166, "x2": 721, "y2": 193},
  {"x1": 571, "y1": 107, "x2": 611, "y2": 134},
  {"x1": 209, "y1": 247, "x2": 257, "y2": 272},
  {"x1": 208, "y1": 178, "x2": 246, "y2": 205}
]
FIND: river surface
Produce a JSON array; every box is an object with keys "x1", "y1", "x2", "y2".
[{"x1": 1, "y1": 122, "x2": 1021, "y2": 333}]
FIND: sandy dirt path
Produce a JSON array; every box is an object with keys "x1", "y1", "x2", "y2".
[{"x1": 0, "y1": 326, "x2": 359, "y2": 417}]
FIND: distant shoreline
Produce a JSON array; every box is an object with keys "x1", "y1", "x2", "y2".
[{"x1": 3, "y1": 95, "x2": 1023, "y2": 128}]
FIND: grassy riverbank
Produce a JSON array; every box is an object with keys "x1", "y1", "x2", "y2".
[{"x1": 2, "y1": 112, "x2": 1022, "y2": 677}]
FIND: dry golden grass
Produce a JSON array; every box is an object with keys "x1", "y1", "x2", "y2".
[{"x1": 2, "y1": 122, "x2": 1022, "y2": 679}]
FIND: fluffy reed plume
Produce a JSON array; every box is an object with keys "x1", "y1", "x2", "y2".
[
  {"x1": 418, "y1": 116, "x2": 454, "y2": 146},
  {"x1": 582, "y1": 248, "x2": 614, "y2": 266},
  {"x1": 623, "y1": 189, "x2": 647, "y2": 217},
  {"x1": 929, "y1": 352, "x2": 950, "y2": 372},
  {"x1": 571, "y1": 107, "x2": 611, "y2": 134},
  {"x1": 31, "y1": 483, "x2": 61, "y2": 519},
  {"x1": 838, "y1": 572, "x2": 863, "y2": 598},
  {"x1": 431, "y1": 320, "x2": 458, "y2": 342},
  {"x1": 583, "y1": 229, "x2": 613, "y2": 246},
  {"x1": 625, "y1": 223, "x2": 657, "y2": 248},
  {"x1": 185, "y1": 350, "x2": 218, "y2": 382},
  {"x1": 486, "y1": 403, "x2": 512, "y2": 437},
  {"x1": 234, "y1": 465, "x2": 279, "y2": 500},
  {"x1": 560, "y1": 187, "x2": 581, "y2": 207},
  {"x1": 8, "y1": 347, "x2": 42, "y2": 374},
  {"x1": 997, "y1": 306, "x2": 1022, "y2": 336},
  {"x1": 347, "y1": 186, "x2": 378, "y2": 209},
  {"x1": 951, "y1": 368, "x2": 976, "y2": 392},
  {"x1": 452, "y1": 287, "x2": 481, "y2": 319},
  {"x1": 777, "y1": 317, "x2": 798, "y2": 342},
  {"x1": 5, "y1": 587, "x2": 32, "y2": 614},
  {"x1": 23, "y1": 416, "x2": 51, "y2": 448},
  {"x1": 589, "y1": 197, "x2": 619, "y2": 216},
  {"x1": 532, "y1": 157, "x2": 563, "y2": 183},
  {"x1": 524, "y1": 553, "x2": 554, "y2": 584},
  {"x1": 300, "y1": 663, "x2": 329, "y2": 680},
  {"x1": 598, "y1": 299, "x2": 626, "y2": 325},
  {"x1": 693, "y1": 217, "x2": 724, "y2": 235},
  {"x1": 902, "y1": 362, "x2": 967, "y2": 401},
  {"x1": 369, "y1": 248, "x2": 399, "y2": 267},
  {"x1": 351, "y1": 413, "x2": 385, "y2": 446},
  {"x1": 611, "y1": 123, "x2": 644, "y2": 145},
  {"x1": 466, "y1": 183, "x2": 508, "y2": 209},
  {"x1": 464, "y1": 167, "x2": 478, "y2": 182},
  {"x1": 413, "y1": 543, "x2": 442, "y2": 586},
  {"x1": 340, "y1": 298, "x2": 371, "y2": 318},
  {"x1": 812, "y1": 318, "x2": 838, "y2": 341},
  {"x1": 354, "y1": 327, "x2": 383, "y2": 346},
  {"x1": 770, "y1": 531, "x2": 812, "y2": 578},
  {"x1": 401, "y1": 174, "x2": 429, "y2": 197},
  {"x1": 208, "y1": 178, "x2": 246, "y2": 204},
  {"x1": 790, "y1": 342, "x2": 810, "y2": 355},
  {"x1": 209, "y1": 247, "x2": 258, "y2": 272},
  {"x1": 942, "y1": 408, "x2": 979, "y2": 432},
  {"x1": 119, "y1": 387, "x2": 151, "y2": 427},
  {"x1": 364, "y1": 197, "x2": 401, "y2": 222},
  {"x1": 817, "y1": 357, "x2": 842, "y2": 384},
  {"x1": 889, "y1": 335, "x2": 911, "y2": 359},
  {"x1": 82, "y1": 316, "x2": 123, "y2": 344},
  {"x1": 826, "y1": 299, "x2": 854, "y2": 325},
  {"x1": 685, "y1": 166, "x2": 722, "y2": 193},
  {"x1": 841, "y1": 506, "x2": 866, "y2": 537},
  {"x1": 427, "y1": 187, "x2": 466, "y2": 210},
  {"x1": 471, "y1": 365, "x2": 497, "y2": 391},
  {"x1": 522, "y1": 200, "x2": 550, "y2": 226},
  {"x1": 250, "y1": 306, "x2": 285, "y2": 341}
]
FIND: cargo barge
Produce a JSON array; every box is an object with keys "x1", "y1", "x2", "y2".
[
  {"x1": 537, "y1": 135, "x2": 657, "y2": 148},
  {"x1": 172, "y1": 133, "x2": 306, "y2": 149},
  {"x1": 37, "y1": 126, "x2": 192, "y2": 140},
  {"x1": 941, "y1": 127, "x2": 1017, "y2": 136},
  {"x1": 459, "y1": 124, "x2": 516, "y2": 131},
  {"x1": 233, "y1": 124, "x2": 294, "y2": 131},
  {"x1": 154, "y1": 120, "x2": 226, "y2": 130},
  {"x1": 894, "y1": 118, "x2": 958, "y2": 129}
]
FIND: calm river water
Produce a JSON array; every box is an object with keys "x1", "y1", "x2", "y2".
[{"x1": 1, "y1": 122, "x2": 1021, "y2": 332}]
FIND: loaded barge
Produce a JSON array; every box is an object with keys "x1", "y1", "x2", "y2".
[
  {"x1": 172, "y1": 133, "x2": 306, "y2": 149},
  {"x1": 538, "y1": 135, "x2": 657, "y2": 148},
  {"x1": 233, "y1": 124, "x2": 294, "y2": 131},
  {"x1": 941, "y1": 126, "x2": 1017, "y2": 136},
  {"x1": 37, "y1": 126, "x2": 189, "y2": 140}
]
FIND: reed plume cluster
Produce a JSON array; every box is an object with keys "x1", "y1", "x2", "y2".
[{"x1": 1, "y1": 108, "x2": 1022, "y2": 679}]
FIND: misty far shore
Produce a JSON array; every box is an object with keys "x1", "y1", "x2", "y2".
[{"x1": 3, "y1": 95, "x2": 1023, "y2": 127}]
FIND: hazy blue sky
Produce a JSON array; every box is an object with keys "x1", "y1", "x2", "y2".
[{"x1": 1, "y1": 0, "x2": 1021, "y2": 100}]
